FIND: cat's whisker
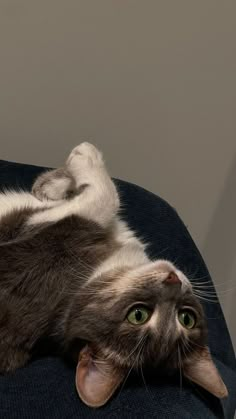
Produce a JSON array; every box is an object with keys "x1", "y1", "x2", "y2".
[
  {"x1": 189, "y1": 277, "x2": 211, "y2": 283},
  {"x1": 190, "y1": 283, "x2": 217, "y2": 288},
  {"x1": 193, "y1": 286, "x2": 236, "y2": 296},
  {"x1": 206, "y1": 315, "x2": 223, "y2": 320},
  {"x1": 93, "y1": 359, "x2": 111, "y2": 366},
  {"x1": 191, "y1": 285, "x2": 216, "y2": 290},
  {"x1": 186, "y1": 267, "x2": 209, "y2": 280},
  {"x1": 135, "y1": 338, "x2": 146, "y2": 369},
  {"x1": 170, "y1": 256, "x2": 181, "y2": 267},
  {"x1": 180, "y1": 339, "x2": 189, "y2": 360},
  {"x1": 66, "y1": 270, "x2": 90, "y2": 283},
  {"x1": 191, "y1": 288, "x2": 218, "y2": 296},
  {"x1": 186, "y1": 339, "x2": 206, "y2": 351},
  {"x1": 126, "y1": 334, "x2": 148, "y2": 362},
  {"x1": 190, "y1": 282, "x2": 215, "y2": 289},
  {"x1": 67, "y1": 261, "x2": 100, "y2": 280},
  {"x1": 138, "y1": 343, "x2": 153, "y2": 402},
  {"x1": 191, "y1": 277, "x2": 236, "y2": 287},
  {"x1": 190, "y1": 279, "x2": 215, "y2": 284},
  {"x1": 193, "y1": 289, "x2": 218, "y2": 296},
  {"x1": 192, "y1": 292, "x2": 218, "y2": 298},
  {"x1": 187, "y1": 265, "x2": 210, "y2": 279},
  {"x1": 183, "y1": 340, "x2": 194, "y2": 355},
  {"x1": 57, "y1": 260, "x2": 93, "y2": 282},
  {"x1": 66, "y1": 248, "x2": 95, "y2": 273},
  {"x1": 193, "y1": 292, "x2": 219, "y2": 303},
  {"x1": 177, "y1": 343, "x2": 183, "y2": 395},
  {"x1": 191, "y1": 289, "x2": 224, "y2": 298},
  {"x1": 191, "y1": 283, "x2": 223, "y2": 291},
  {"x1": 194, "y1": 294, "x2": 219, "y2": 302},
  {"x1": 193, "y1": 289, "x2": 218, "y2": 297},
  {"x1": 116, "y1": 335, "x2": 147, "y2": 400},
  {"x1": 195, "y1": 297, "x2": 218, "y2": 304},
  {"x1": 140, "y1": 364, "x2": 150, "y2": 396},
  {"x1": 149, "y1": 246, "x2": 171, "y2": 262}
]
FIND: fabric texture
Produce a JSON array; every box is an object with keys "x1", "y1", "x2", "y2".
[{"x1": 0, "y1": 159, "x2": 235, "y2": 419}]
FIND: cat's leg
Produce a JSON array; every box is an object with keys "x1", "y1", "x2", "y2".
[
  {"x1": 28, "y1": 143, "x2": 120, "y2": 227},
  {"x1": 0, "y1": 191, "x2": 49, "y2": 221}
]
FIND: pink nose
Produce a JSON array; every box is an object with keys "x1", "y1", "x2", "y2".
[{"x1": 164, "y1": 272, "x2": 181, "y2": 284}]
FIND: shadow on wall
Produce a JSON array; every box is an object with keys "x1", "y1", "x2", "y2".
[{"x1": 203, "y1": 154, "x2": 236, "y2": 348}]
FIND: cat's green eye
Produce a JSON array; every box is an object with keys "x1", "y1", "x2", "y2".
[
  {"x1": 127, "y1": 306, "x2": 151, "y2": 325},
  {"x1": 178, "y1": 309, "x2": 196, "y2": 329}
]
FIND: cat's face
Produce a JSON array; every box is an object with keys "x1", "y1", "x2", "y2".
[{"x1": 66, "y1": 261, "x2": 227, "y2": 407}]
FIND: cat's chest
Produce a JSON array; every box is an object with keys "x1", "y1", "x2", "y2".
[{"x1": 88, "y1": 218, "x2": 150, "y2": 281}]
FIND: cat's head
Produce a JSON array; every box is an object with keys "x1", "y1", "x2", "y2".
[{"x1": 66, "y1": 260, "x2": 227, "y2": 407}]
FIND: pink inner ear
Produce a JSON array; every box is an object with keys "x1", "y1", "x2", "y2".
[
  {"x1": 75, "y1": 346, "x2": 124, "y2": 408},
  {"x1": 183, "y1": 347, "x2": 228, "y2": 399}
]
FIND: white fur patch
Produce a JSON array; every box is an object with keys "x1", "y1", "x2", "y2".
[
  {"x1": 27, "y1": 181, "x2": 119, "y2": 227},
  {"x1": 146, "y1": 310, "x2": 159, "y2": 330},
  {"x1": 27, "y1": 143, "x2": 119, "y2": 227},
  {"x1": 0, "y1": 191, "x2": 47, "y2": 220}
]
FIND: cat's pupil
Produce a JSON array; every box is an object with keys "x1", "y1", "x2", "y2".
[
  {"x1": 184, "y1": 313, "x2": 190, "y2": 325},
  {"x1": 135, "y1": 309, "x2": 143, "y2": 322}
]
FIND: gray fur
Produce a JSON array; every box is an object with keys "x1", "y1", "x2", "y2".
[{"x1": 0, "y1": 209, "x2": 119, "y2": 372}]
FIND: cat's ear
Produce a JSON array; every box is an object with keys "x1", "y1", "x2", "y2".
[
  {"x1": 75, "y1": 345, "x2": 124, "y2": 407},
  {"x1": 183, "y1": 346, "x2": 228, "y2": 398}
]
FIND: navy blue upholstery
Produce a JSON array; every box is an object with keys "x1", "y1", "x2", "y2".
[{"x1": 0, "y1": 160, "x2": 235, "y2": 419}]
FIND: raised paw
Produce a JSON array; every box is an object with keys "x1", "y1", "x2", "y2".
[
  {"x1": 66, "y1": 142, "x2": 104, "y2": 176},
  {"x1": 32, "y1": 168, "x2": 74, "y2": 201}
]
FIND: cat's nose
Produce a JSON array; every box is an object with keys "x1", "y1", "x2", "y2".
[{"x1": 164, "y1": 272, "x2": 181, "y2": 285}]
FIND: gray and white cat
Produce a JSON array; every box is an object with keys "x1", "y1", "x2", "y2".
[{"x1": 0, "y1": 143, "x2": 227, "y2": 407}]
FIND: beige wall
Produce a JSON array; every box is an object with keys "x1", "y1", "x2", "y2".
[{"x1": 0, "y1": 1, "x2": 235, "y2": 348}]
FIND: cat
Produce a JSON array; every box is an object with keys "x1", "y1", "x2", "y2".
[{"x1": 0, "y1": 142, "x2": 227, "y2": 407}]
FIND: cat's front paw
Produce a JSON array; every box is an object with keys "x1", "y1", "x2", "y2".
[
  {"x1": 32, "y1": 168, "x2": 73, "y2": 201},
  {"x1": 66, "y1": 142, "x2": 104, "y2": 176}
]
